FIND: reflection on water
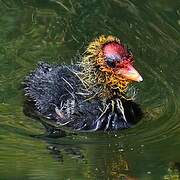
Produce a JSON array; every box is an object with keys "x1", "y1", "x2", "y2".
[{"x1": 0, "y1": 0, "x2": 180, "y2": 179}]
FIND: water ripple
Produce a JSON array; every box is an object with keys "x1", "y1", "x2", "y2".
[{"x1": 124, "y1": 58, "x2": 180, "y2": 144}]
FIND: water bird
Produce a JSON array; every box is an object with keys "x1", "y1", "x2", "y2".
[{"x1": 24, "y1": 35, "x2": 143, "y2": 136}]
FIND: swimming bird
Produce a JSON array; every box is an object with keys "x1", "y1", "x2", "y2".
[{"x1": 24, "y1": 35, "x2": 143, "y2": 135}]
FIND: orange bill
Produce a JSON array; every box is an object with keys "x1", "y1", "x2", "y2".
[{"x1": 116, "y1": 64, "x2": 143, "y2": 82}]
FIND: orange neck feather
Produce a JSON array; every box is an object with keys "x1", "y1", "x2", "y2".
[{"x1": 81, "y1": 35, "x2": 131, "y2": 98}]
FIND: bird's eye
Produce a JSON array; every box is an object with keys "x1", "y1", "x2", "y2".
[
  {"x1": 106, "y1": 54, "x2": 122, "y2": 68},
  {"x1": 106, "y1": 58, "x2": 116, "y2": 68}
]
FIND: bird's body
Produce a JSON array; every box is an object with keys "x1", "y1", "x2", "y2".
[{"x1": 24, "y1": 35, "x2": 143, "y2": 135}]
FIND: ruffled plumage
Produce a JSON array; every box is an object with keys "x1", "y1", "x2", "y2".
[{"x1": 23, "y1": 35, "x2": 143, "y2": 136}]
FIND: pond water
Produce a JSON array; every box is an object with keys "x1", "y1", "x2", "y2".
[{"x1": 0, "y1": 0, "x2": 180, "y2": 179}]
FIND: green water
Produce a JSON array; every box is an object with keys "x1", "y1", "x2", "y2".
[{"x1": 0, "y1": 0, "x2": 180, "y2": 179}]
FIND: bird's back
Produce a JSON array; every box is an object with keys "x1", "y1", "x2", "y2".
[{"x1": 24, "y1": 62, "x2": 142, "y2": 135}]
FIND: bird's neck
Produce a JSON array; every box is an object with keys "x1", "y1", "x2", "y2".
[
  {"x1": 79, "y1": 35, "x2": 131, "y2": 99},
  {"x1": 79, "y1": 63, "x2": 130, "y2": 99}
]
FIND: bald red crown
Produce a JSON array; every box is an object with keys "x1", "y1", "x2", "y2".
[{"x1": 103, "y1": 42, "x2": 128, "y2": 59}]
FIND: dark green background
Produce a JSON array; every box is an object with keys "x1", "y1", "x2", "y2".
[{"x1": 0, "y1": 0, "x2": 180, "y2": 179}]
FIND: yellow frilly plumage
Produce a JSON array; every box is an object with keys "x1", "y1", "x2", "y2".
[{"x1": 81, "y1": 35, "x2": 131, "y2": 98}]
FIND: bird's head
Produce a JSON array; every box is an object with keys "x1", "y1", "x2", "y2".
[{"x1": 82, "y1": 35, "x2": 143, "y2": 98}]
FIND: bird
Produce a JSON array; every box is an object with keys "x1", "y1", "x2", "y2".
[{"x1": 23, "y1": 35, "x2": 143, "y2": 136}]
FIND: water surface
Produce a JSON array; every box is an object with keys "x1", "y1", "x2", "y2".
[{"x1": 0, "y1": 0, "x2": 180, "y2": 179}]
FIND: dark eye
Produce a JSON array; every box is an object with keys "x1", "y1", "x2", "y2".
[
  {"x1": 106, "y1": 58, "x2": 116, "y2": 68},
  {"x1": 106, "y1": 54, "x2": 122, "y2": 68}
]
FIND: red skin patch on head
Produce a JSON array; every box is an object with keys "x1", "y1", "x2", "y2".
[{"x1": 103, "y1": 42, "x2": 127, "y2": 58}]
